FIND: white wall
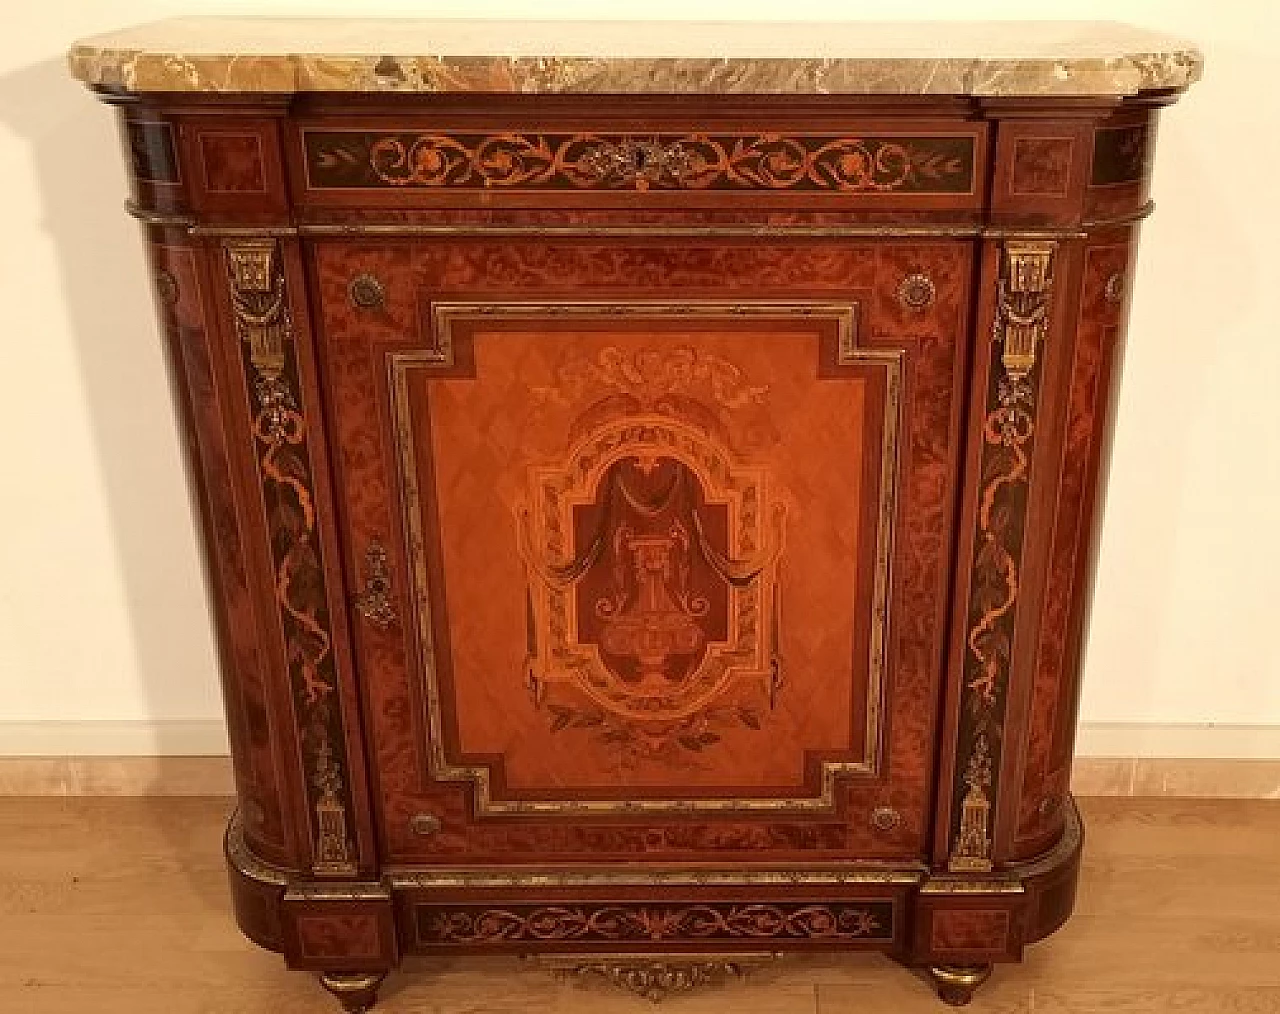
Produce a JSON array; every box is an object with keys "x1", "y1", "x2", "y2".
[{"x1": 2, "y1": 1, "x2": 1278, "y2": 758}]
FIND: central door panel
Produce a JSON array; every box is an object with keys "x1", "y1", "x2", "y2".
[
  {"x1": 397, "y1": 307, "x2": 888, "y2": 809},
  {"x1": 312, "y1": 239, "x2": 970, "y2": 865}
]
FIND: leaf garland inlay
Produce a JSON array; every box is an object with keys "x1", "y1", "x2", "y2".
[
  {"x1": 948, "y1": 240, "x2": 1055, "y2": 873},
  {"x1": 304, "y1": 131, "x2": 975, "y2": 193},
  {"x1": 226, "y1": 238, "x2": 357, "y2": 877},
  {"x1": 416, "y1": 901, "x2": 894, "y2": 945}
]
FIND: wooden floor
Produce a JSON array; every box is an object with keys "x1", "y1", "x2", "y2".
[{"x1": 1, "y1": 797, "x2": 1278, "y2": 1013}]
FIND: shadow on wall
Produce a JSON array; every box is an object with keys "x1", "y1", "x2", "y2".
[
  {"x1": 0, "y1": 58, "x2": 227, "y2": 762},
  {"x1": 1079, "y1": 62, "x2": 1251, "y2": 722}
]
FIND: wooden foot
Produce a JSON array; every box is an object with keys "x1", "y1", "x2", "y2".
[
  {"x1": 927, "y1": 964, "x2": 992, "y2": 1006},
  {"x1": 319, "y1": 972, "x2": 386, "y2": 1013}
]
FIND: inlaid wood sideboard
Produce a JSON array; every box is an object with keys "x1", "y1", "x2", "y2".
[{"x1": 70, "y1": 19, "x2": 1200, "y2": 1010}]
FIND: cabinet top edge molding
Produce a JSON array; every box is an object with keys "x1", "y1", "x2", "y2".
[{"x1": 68, "y1": 18, "x2": 1201, "y2": 98}]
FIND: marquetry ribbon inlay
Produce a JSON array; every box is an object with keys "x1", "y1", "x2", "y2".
[{"x1": 949, "y1": 240, "x2": 1055, "y2": 873}]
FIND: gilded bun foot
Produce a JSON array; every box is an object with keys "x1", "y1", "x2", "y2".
[
  {"x1": 928, "y1": 964, "x2": 992, "y2": 1006},
  {"x1": 319, "y1": 972, "x2": 386, "y2": 1013}
]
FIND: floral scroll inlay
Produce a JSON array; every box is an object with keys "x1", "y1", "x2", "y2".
[
  {"x1": 418, "y1": 901, "x2": 893, "y2": 946},
  {"x1": 304, "y1": 130, "x2": 975, "y2": 193}
]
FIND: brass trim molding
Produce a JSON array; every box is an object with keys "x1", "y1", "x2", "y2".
[
  {"x1": 919, "y1": 878, "x2": 1024, "y2": 896},
  {"x1": 388, "y1": 864, "x2": 925, "y2": 889},
  {"x1": 198, "y1": 224, "x2": 299, "y2": 238},
  {"x1": 388, "y1": 299, "x2": 901, "y2": 816},
  {"x1": 222, "y1": 801, "x2": 1077, "y2": 894},
  {"x1": 123, "y1": 201, "x2": 1096, "y2": 241},
  {"x1": 223, "y1": 802, "x2": 1077, "y2": 896},
  {"x1": 300, "y1": 222, "x2": 1084, "y2": 240},
  {"x1": 124, "y1": 199, "x2": 194, "y2": 227},
  {"x1": 284, "y1": 881, "x2": 391, "y2": 902},
  {"x1": 422, "y1": 299, "x2": 866, "y2": 369},
  {"x1": 1082, "y1": 199, "x2": 1155, "y2": 230},
  {"x1": 224, "y1": 809, "x2": 292, "y2": 888},
  {"x1": 1007, "y1": 793, "x2": 1084, "y2": 879}
]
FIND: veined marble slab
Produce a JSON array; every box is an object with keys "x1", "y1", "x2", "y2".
[{"x1": 68, "y1": 18, "x2": 1201, "y2": 97}]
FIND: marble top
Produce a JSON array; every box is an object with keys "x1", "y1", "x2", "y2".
[{"x1": 68, "y1": 18, "x2": 1201, "y2": 98}]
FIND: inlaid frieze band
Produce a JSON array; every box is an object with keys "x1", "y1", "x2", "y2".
[
  {"x1": 303, "y1": 130, "x2": 975, "y2": 193},
  {"x1": 225, "y1": 237, "x2": 358, "y2": 877},
  {"x1": 948, "y1": 240, "x2": 1056, "y2": 873},
  {"x1": 414, "y1": 900, "x2": 895, "y2": 947}
]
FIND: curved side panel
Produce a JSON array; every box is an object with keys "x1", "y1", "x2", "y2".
[
  {"x1": 1017, "y1": 796, "x2": 1085, "y2": 944},
  {"x1": 146, "y1": 231, "x2": 299, "y2": 869},
  {"x1": 225, "y1": 812, "x2": 288, "y2": 953},
  {"x1": 911, "y1": 796, "x2": 1083, "y2": 968},
  {"x1": 1014, "y1": 230, "x2": 1136, "y2": 859}
]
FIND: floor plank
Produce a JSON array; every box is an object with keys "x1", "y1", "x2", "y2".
[{"x1": 0, "y1": 797, "x2": 1277, "y2": 1012}]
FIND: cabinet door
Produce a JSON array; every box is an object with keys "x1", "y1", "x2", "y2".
[{"x1": 313, "y1": 238, "x2": 970, "y2": 866}]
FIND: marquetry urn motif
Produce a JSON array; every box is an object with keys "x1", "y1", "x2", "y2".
[
  {"x1": 73, "y1": 16, "x2": 1198, "y2": 1013},
  {"x1": 518, "y1": 345, "x2": 787, "y2": 764}
]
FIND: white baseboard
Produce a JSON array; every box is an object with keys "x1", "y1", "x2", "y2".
[
  {"x1": 0, "y1": 720, "x2": 230, "y2": 756},
  {"x1": 1, "y1": 720, "x2": 1278, "y2": 797},
  {"x1": 0, "y1": 719, "x2": 1277, "y2": 760},
  {"x1": 1073, "y1": 722, "x2": 1280, "y2": 759}
]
